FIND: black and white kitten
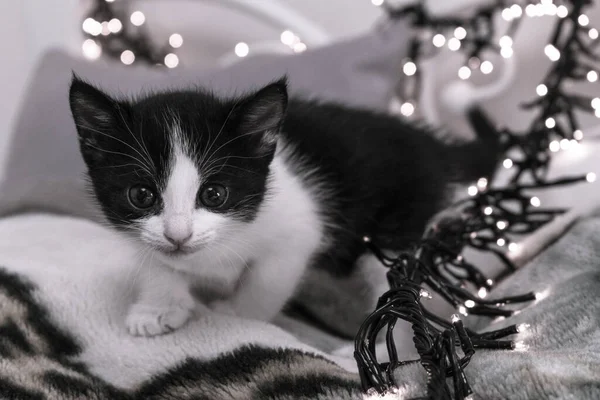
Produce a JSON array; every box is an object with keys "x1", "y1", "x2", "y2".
[{"x1": 69, "y1": 76, "x2": 498, "y2": 336}]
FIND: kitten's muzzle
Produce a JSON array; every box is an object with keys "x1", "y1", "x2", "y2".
[{"x1": 163, "y1": 232, "x2": 192, "y2": 246}]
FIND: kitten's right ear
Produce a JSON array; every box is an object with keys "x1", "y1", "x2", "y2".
[
  {"x1": 69, "y1": 75, "x2": 124, "y2": 164},
  {"x1": 69, "y1": 75, "x2": 120, "y2": 131}
]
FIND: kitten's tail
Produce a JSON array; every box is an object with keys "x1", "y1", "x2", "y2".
[{"x1": 453, "y1": 106, "x2": 503, "y2": 181}]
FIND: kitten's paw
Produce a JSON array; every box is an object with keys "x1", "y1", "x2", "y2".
[{"x1": 126, "y1": 302, "x2": 193, "y2": 337}]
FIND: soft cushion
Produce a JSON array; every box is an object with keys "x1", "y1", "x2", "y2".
[{"x1": 0, "y1": 20, "x2": 409, "y2": 220}]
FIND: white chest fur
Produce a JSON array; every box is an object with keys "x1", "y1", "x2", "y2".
[{"x1": 153, "y1": 148, "x2": 326, "y2": 322}]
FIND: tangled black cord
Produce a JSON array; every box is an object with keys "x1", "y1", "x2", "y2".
[{"x1": 355, "y1": 1, "x2": 598, "y2": 398}]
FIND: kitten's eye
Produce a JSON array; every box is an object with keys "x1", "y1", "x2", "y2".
[
  {"x1": 128, "y1": 185, "x2": 156, "y2": 209},
  {"x1": 199, "y1": 184, "x2": 228, "y2": 208}
]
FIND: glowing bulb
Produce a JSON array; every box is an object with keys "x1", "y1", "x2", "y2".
[
  {"x1": 400, "y1": 102, "x2": 415, "y2": 117},
  {"x1": 578, "y1": 14, "x2": 590, "y2": 26},
  {"x1": 458, "y1": 66, "x2": 471, "y2": 80},
  {"x1": 543, "y1": 3, "x2": 557, "y2": 16},
  {"x1": 503, "y1": 158, "x2": 513, "y2": 169},
  {"x1": 108, "y1": 18, "x2": 122, "y2": 33},
  {"x1": 82, "y1": 39, "x2": 102, "y2": 60},
  {"x1": 432, "y1": 34, "x2": 446, "y2": 47},
  {"x1": 459, "y1": 306, "x2": 468, "y2": 316},
  {"x1": 448, "y1": 38, "x2": 461, "y2": 51},
  {"x1": 596, "y1": 108, "x2": 600, "y2": 118},
  {"x1": 514, "y1": 341, "x2": 528, "y2": 351},
  {"x1": 525, "y1": 4, "x2": 536, "y2": 17},
  {"x1": 83, "y1": 18, "x2": 102, "y2": 36},
  {"x1": 511, "y1": 4, "x2": 523, "y2": 18},
  {"x1": 105, "y1": 0, "x2": 114, "y2": 2},
  {"x1": 487, "y1": 279, "x2": 494, "y2": 286},
  {"x1": 517, "y1": 323, "x2": 531, "y2": 333},
  {"x1": 497, "y1": 238, "x2": 506, "y2": 246},
  {"x1": 468, "y1": 186, "x2": 478, "y2": 196},
  {"x1": 468, "y1": 57, "x2": 481, "y2": 69},
  {"x1": 465, "y1": 300, "x2": 476, "y2": 308},
  {"x1": 508, "y1": 242, "x2": 520, "y2": 253},
  {"x1": 557, "y1": 5, "x2": 568, "y2": 18},
  {"x1": 501, "y1": 47, "x2": 513, "y2": 58},
  {"x1": 164, "y1": 53, "x2": 179, "y2": 68},
  {"x1": 484, "y1": 206, "x2": 493, "y2": 215},
  {"x1": 477, "y1": 177, "x2": 488, "y2": 188},
  {"x1": 101, "y1": 21, "x2": 110, "y2": 36},
  {"x1": 420, "y1": 289, "x2": 432, "y2": 299},
  {"x1": 501, "y1": 8, "x2": 513, "y2": 21},
  {"x1": 496, "y1": 220, "x2": 508, "y2": 230},
  {"x1": 235, "y1": 42, "x2": 249, "y2": 57},
  {"x1": 478, "y1": 287, "x2": 488, "y2": 298},
  {"x1": 293, "y1": 42, "x2": 307, "y2": 53},
  {"x1": 536, "y1": 84, "x2": 548, "y2": 96},
  {"x1": 169, "y1": 33, "x2": 183, "y2": 48},
  {"x1": 586, "y1": 172, "x2": 596, "y2": 183},
  {"x1": 544, "y1": 44, "x2": 560, "y2": 61},
  {"x1": 454, "y1": 27, "x2": 467, "y2": 40},
  {"x1": 574, "y1": 130, "x2": 584, "y2": 141},
  {"x1": 589, "y1": 29, "x2": 599, "y2": 40},
  {"x1": 499, "y1": 35, "x2": 513, "y2": 48},
  {"x1": 403, "y1": 61, "x2": 417, "y2": 76},
  {"x1": 535, "y1": 289, "x2": 550, "y2": 302},
  {"x1": 587, "y1": 71, "x2": 598, "y2": 82},
  {"x1": 549, "y1": 141, "x2": 560, "y2": 152},
  {"x1": 130, "y1": 11, "x2": 145, "y2": 26},
  {"x1": 280, "y1": 30, "x2": 296, "y2": 45},
  {"x1": 592, "y1": 98, "x2": 600, "y2": 109},
  {"x1": 560, "y1": 138, "x2": 570, "y2": 150},
  {"x1": 451, "y1": 314, "x2": 460, "y2": 323},
  {"x1": 545, "y1": 118, "x2": 556, "y2": 129},
  {"x1": 371, "y1": 0, "x2": 384, "y2": 5},
  {"x1": 530, "y1": 196, "x2": 541, "y2": 207},
  {"x1": 480, "y1": 61, "x2": 493, "y2": 74},
  {"x1": 120, "y1": 50, "x2": 135, "y2": 65}
]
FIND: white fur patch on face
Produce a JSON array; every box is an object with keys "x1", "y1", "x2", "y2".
[{"x1": 138, "y1": 126, "x2": 232, "y2": 255}]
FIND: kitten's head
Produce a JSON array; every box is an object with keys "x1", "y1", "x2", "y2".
[{"x1": 69, "y1": 76, "x2": 287, "y2": 259}]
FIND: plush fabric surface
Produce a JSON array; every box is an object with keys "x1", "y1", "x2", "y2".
[
  {"x1": 0, "y1": 211, "x2": 598, "y2": 399},
  {"x1": 0, "y1": 18, "x2": 409, "y2": 222}
]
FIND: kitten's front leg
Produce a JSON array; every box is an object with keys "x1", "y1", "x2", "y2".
[
  {"x1": 126, "y1": 263, "x2": 198, "y2": 337},
  {"x1": 211, "y1": 249, "x2": 309, "y2": 321}
]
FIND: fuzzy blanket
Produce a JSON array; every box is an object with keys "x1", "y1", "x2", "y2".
[{"x1": 0, "y1": 213, "x2": 598, "y2": 399}]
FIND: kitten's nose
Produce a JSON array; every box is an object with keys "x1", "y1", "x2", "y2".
[
  {"x1": 164, "y1": 231, "x2": 192, "y2": 246},
  {"x1": 164, "y1": 216, "x2": 193, "y2": 246}
]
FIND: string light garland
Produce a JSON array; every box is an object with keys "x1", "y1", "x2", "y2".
[
  {"x1": 81, "y1": 1, "x2": 308, "y2": 67},
  {"x1": 81, "y1": 0, "x2": 180, "y2": 67},
  {"x1": 355, "y1": 1, "x2": 599, "y2": 398}
]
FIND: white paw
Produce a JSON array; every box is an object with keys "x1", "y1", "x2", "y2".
[{"x1": 126, "y1": 302, "x2": 193, "y2": 337}]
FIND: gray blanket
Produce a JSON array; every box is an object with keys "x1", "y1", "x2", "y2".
[{"x1": 0, "y1": 212, "x2": 598, "y2": 399}]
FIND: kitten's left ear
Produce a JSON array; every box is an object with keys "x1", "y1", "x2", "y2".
[{"x1": 238, "y1": 77, "x2": 288, "y2": 148}]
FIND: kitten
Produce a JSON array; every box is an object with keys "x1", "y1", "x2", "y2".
[{"x1": 69, "y1": 75, "x2": 498, "y2": 336}]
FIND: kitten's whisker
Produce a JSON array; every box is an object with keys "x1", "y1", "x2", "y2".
[
  {"x1": 200, "y1": 99, "x2": 241, "y2": 171},
  {"x1": 117, "y1": 107, "x2": 155, "y2": 174},
  {"x1": 201, "y1": 127, "x2": 274, "y2": 172},
  {"x1": 76, "y1": 124, "x2": 155, "y2": 175},
  {"x1": 82, "y1": 141, "x2": 153, "y2": 177}
]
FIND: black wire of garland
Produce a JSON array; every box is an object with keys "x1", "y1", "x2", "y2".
[{"x1": 354, "y1": 1, "x2": 597, "y2": 398}]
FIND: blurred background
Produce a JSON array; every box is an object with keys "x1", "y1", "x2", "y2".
[{"x1": 1, "y1": 0, "x2": 600, "y2": 214}]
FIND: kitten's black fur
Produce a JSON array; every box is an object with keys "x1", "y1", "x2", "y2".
[{"x1": 70, "y1": 75, "x2": 499, "y2": 276}]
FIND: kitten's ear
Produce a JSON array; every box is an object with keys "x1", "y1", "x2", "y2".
[
  {"x1": 238, "y1": 77, "x2": 288, "y2": 149},
  {"x1": 69, "y1": 75, "x2": 126, "y2": 164},
  {"x1": 69, "y1": 75, "x2": 121, "y2": 130}
]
